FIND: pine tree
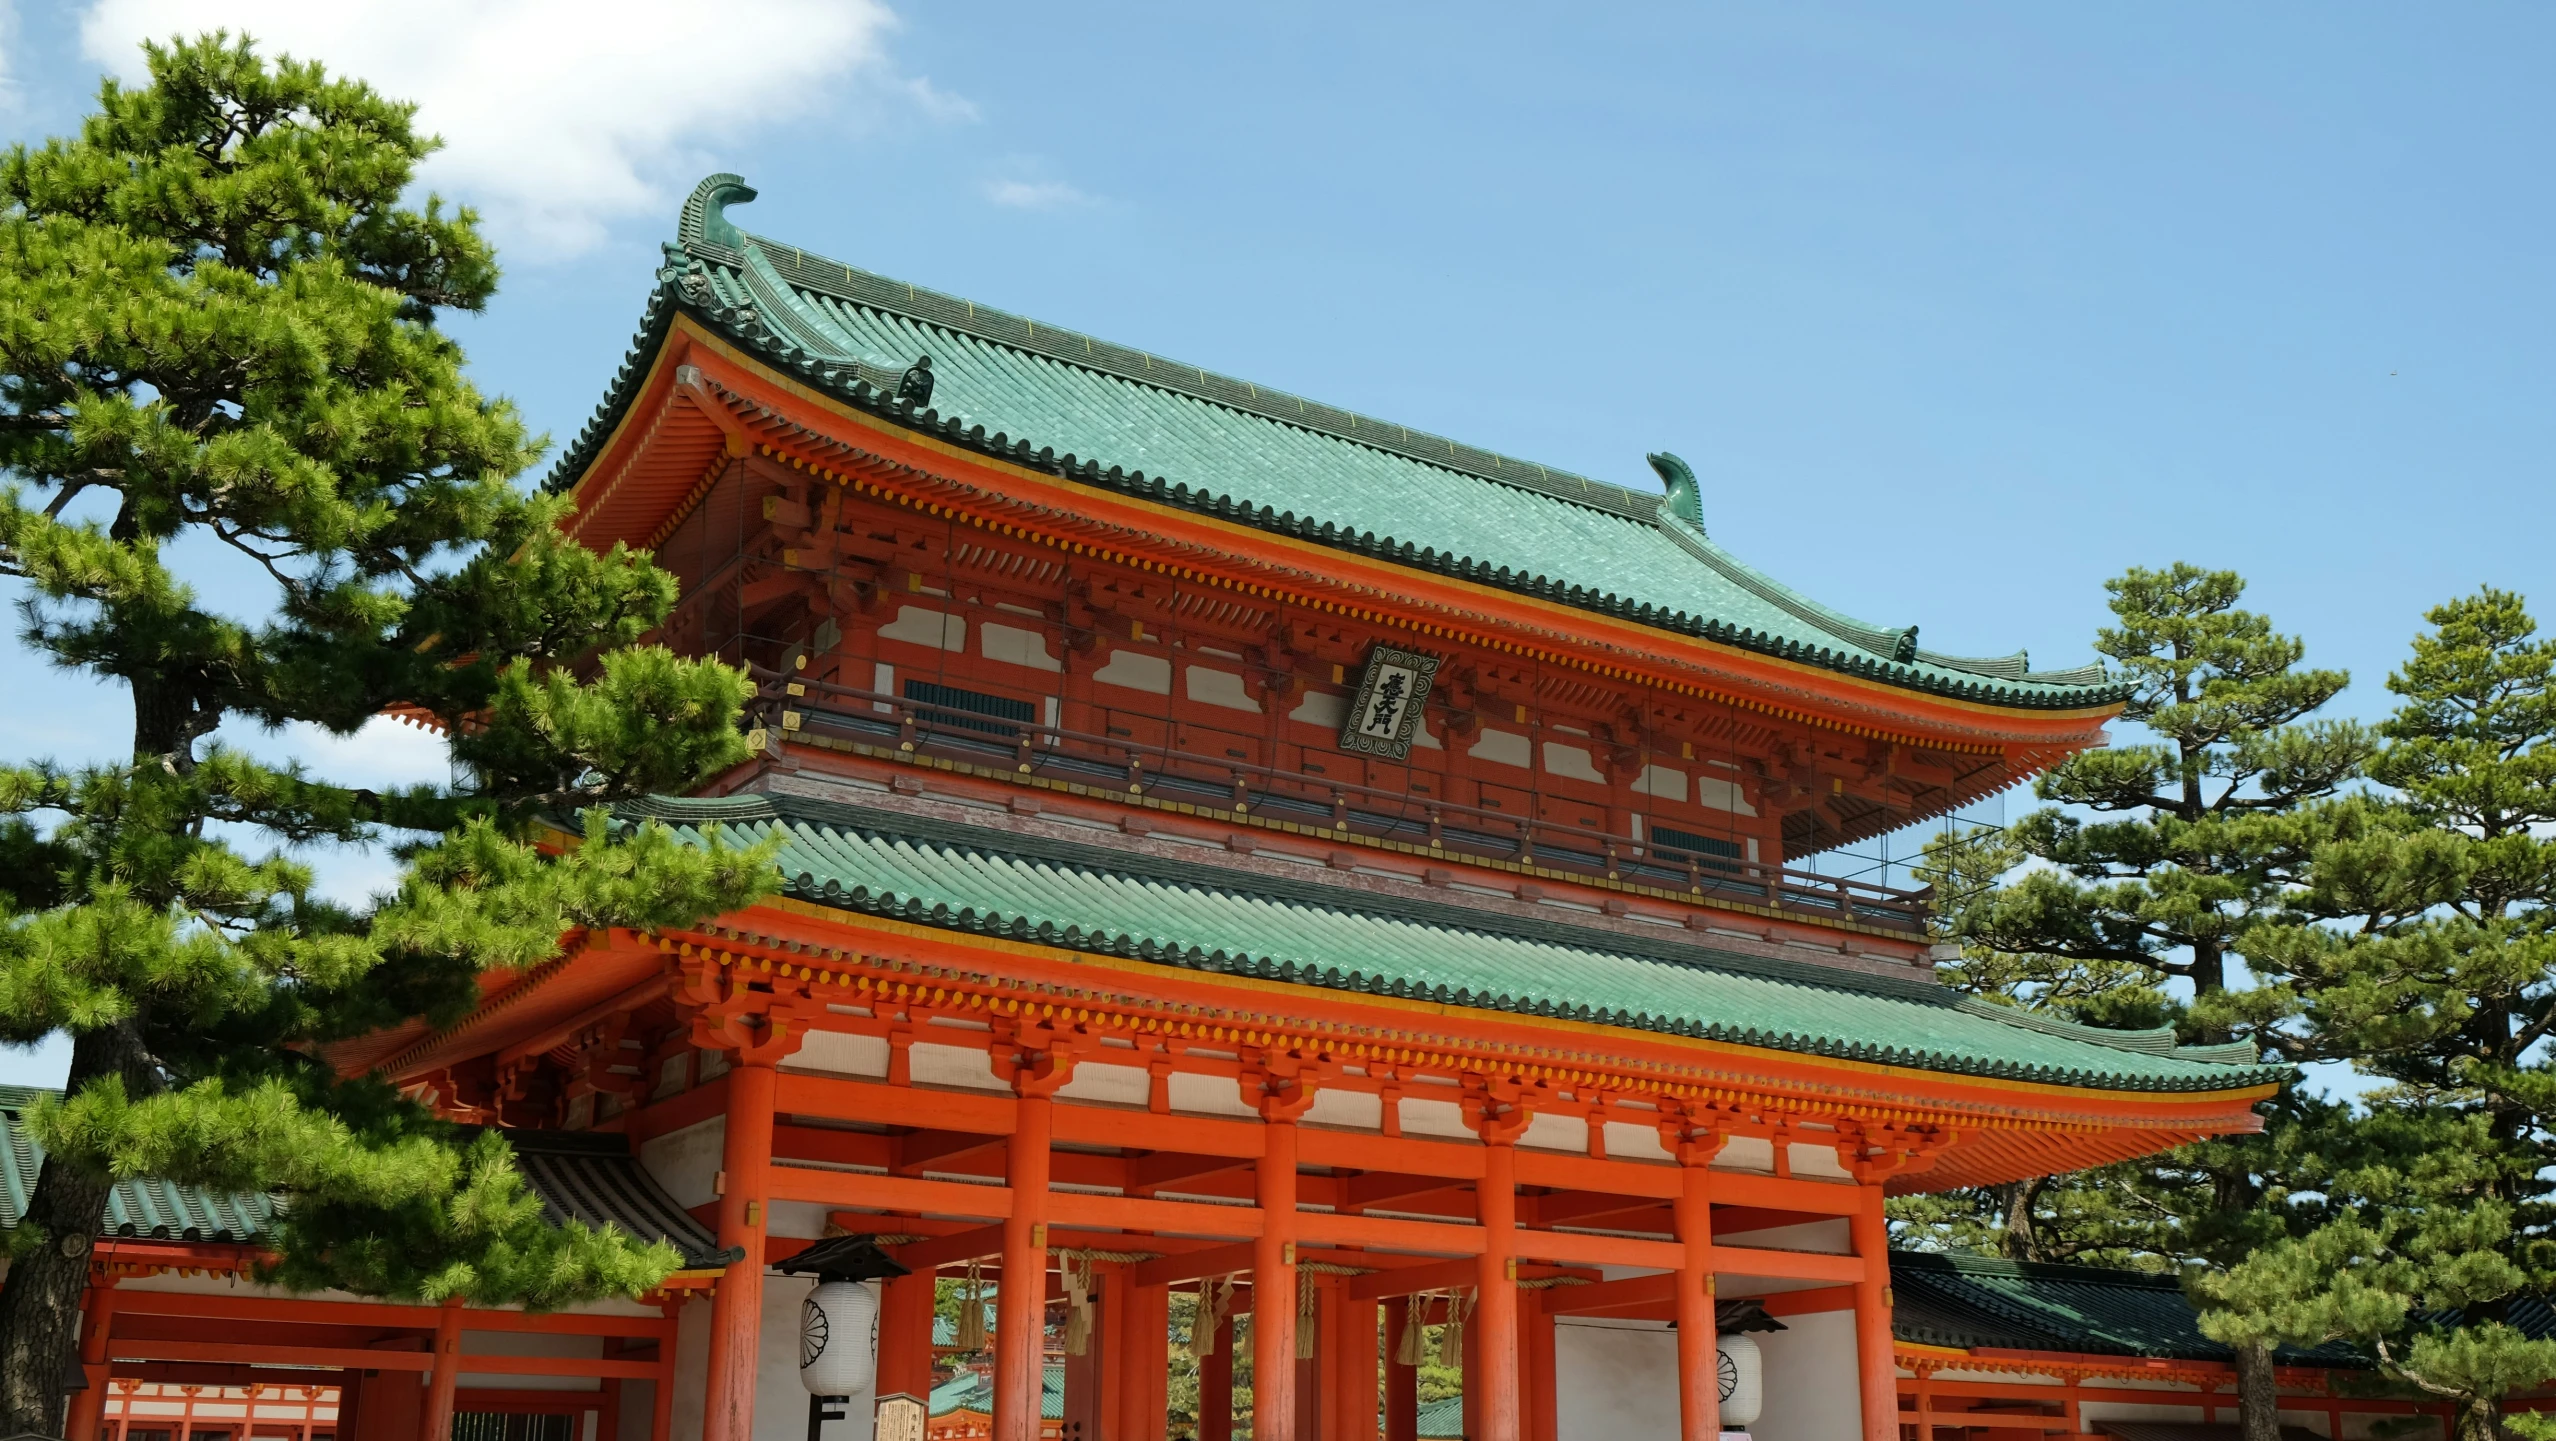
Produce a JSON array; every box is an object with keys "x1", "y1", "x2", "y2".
[
  {"x1": 2205, "y1": 590, "x2": 2556, "y2": 1441},
  {"x1": 1923, "y1": 564, "x2": 2370, "y2": 1441},
  {"x1": 0, "y1": 36, "x2": 773, "y2": 1431}
]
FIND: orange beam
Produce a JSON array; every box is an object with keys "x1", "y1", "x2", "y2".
[
  {"x1": 1760, "y1": 1283, "x2": 1857, "y2": 1316},
  {"x1": 766, "y1": 1165, "x2": 1013, "y2": 1219},
  {"x1": 109, "y1": 1341, "x2": 436, "y2": 1371},
  {"x1": 893, "y1": 1224, "x2": 1010, "y2": 1272},
  {"x1": 107, "y1": 1290, "x2": 670, "y2": 1337},
  {"x1": 1128, "y1": 1241, "x2": 1261, "y2": 1292}
]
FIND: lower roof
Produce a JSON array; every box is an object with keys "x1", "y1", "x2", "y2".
[
  {"x1": 626, "y1": 792, "x2": 2282, "y2": 1097},
  {"x1": 0, "y1": 1089, "x2": 733, "y2": 1270},
  {"x1": 1891, "y1": 1251, "x2": 2365, "y2": 1366}
]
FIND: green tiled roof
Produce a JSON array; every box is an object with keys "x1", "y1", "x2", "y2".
[
  {"x1": 929, "y1": 1363, "x2": 1063, "y2": 1420},
  {"x1": 1417, "y1": 1395, "x2": 1465, "y2": 1438},
  {"x1": 551, "y1": 175, "x2": 2126, "y2": 713},
  {"x1": 0, "y1": 1087, "x2": 272, "y2": 1244},
  {"x1": 626, "y1": 793, "x2": 2285, "y2": 1096},
  {"x1": 1889, "y1": 1250, "x2": 2364, "y2": 1366}
]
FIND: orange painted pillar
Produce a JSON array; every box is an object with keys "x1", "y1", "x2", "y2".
[
  {"x1": 880, "y1": 1269, "x2": 938, "y2": 1403},
  {"x1": 652, "y1": 1299, "x2": 681, "y2": 1441},
  {"x1": 1332, "y1": 1281, "x2": 1378, "y2": 1441},
  {"x1": 1851, "y1": 1181, "x2": 1897, "y2": 1441},
  {"x1": 1116, "y1": 1278, "x2": 1169, "y2": 1441},
  {"x1": 1676, "y1": 1160, "x2": 1721, "y2": 1441},
  {"x1": 1384, "y1": 1302, "x2": 1419, "y2": 1441},
  {"x1": 1461, "y1": 1300, "x2": 1481, "y2": 1441},
  {"x1": 1253, "y1": 1117, "x2": 1302, "y2": 1441},
  {"x1": 1199, "y1": 1305, "x2": 1235, "y2": 1441},
  {"x1": 1524, "y1": 1292, "x2": 1557, "y2": 1441},
  {"x1": 422, "y1": 1296, "x2": 465, "y2": 1441},
  {"x1": 1476, "y1": 1138, "x2": 1521, "y2": 1441},
  {"x1": 66, "y1": 1275, "x2": 118, "y2": 1441},
  {"x1": 996, "y1": 1092, "x2": 1055, "y2": 1441},
  {"x1": 703, "y1": 1060, "x2": 777, "y2": 1441}
]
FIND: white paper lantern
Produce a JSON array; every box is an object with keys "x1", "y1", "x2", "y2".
[
  {"x1": 800, "y1": 1280, "x2": 880, "y2": 1396},
  {"x1": 1716, "y1": 1332, "x2": 1763, "y2": 1428}
]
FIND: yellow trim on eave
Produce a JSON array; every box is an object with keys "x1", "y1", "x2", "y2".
[{"x1": 742, "y1": 894, "x2": 2279, "y2": 1114}]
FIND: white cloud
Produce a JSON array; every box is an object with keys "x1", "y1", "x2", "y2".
[
  {"x1": 80, "y1": 0, "x2": 965, "y2": 257},
  {"x1": 984, "y1": 178, "x2": 1091, "y2": 211}
]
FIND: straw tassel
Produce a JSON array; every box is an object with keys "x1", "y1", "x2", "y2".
[
  {"x1": 956, "y1": 1260, "x2": 987, "y2": 1354},
  {"x1": 1296, "y1": 1268, "x2": 1320, "y2": 1360},
  {"x1": 1063, "y1": 1253, "x2": 1096, "y2": 1356},
  {"x1": 1396, "y1": 1293, "x2": 1428, "y2": 1366},
  {"x1": 1438, "y1": 1288, "x2": 1474, "y2": 1368}
]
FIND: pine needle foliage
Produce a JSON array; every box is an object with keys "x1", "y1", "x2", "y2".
[{"x1": 0, "y1": 35, "x2": 775, "y2": 1430}]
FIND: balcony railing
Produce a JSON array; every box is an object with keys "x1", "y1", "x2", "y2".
[{"x1": 751, "y1": 675, "x2": 1930, "y2": 935}]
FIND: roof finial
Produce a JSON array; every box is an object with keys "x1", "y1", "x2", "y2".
[
  {"x1": 1647, "y1": 452, "x2": 1704, "y2": 532},
  {"x1": 680, "y1": 173, "x2": 759, "y2": 249},
  {"x1": 896, "y1": 354, "x2": 935, "y2": 408}
]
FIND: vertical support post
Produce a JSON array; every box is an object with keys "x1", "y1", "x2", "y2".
[
  {"x1": 996, "y1": 1090, "x2": 1055, "y2": 1441},
  {"x1": 1254, "y1": 1118, "x2": 1302, "y2": 1441},
  {"x1": 596, "y1": 1349, "x2": 623, "y2": 1441},
  {"x1": 2065, "y1": 1377, "x2": 2084, "y2": 1438},
  {"x1": 1461, "y1": 1302, "x2": 1481, "y2": 1441},
  {"x1": 1916, "y1": 1367, "x2": 1936, "y2": 1441},
  {"x1": 1524, "y1": 1292, "x2": 1557, "y2": 1441},
  {"x1": 1199, "y1": 1304, "x2": 1234, "y2": 1441},
  {"x1": 422, "y1": 1296, "x2": 465, "y2": 1441},
  {"x1": 1118, "y1": 1279, "x2": 1169, "y2": 1441},
  {"x1": 651, "y1": 1301, "x2": 680, "y2": 1441},
  {"x1": 1476, "y1": 1138, "x2": 1522, "y2": 1441},
  {"x1": 66, "y1": 1274, "x2": 118, "y2": 1441},
  {"x1": 1676, "y1": 1159, "x2": 1721, "y2": 1441},
  {"x1": 1851, "y1": 1181, "x2": 1898, "y2": 1441},
  {"x1": 1331, "y1": 1281, "x2": 1378, "y2": 1441},
  {"x1": 703, "y1": 1060, "x2": 778, "y2": 1441},
  {"x1": 879, "y1": 1269, "x2": 938, "y2": 1404},
  {"x1": 1385, "y1": 1301, "x2": 1419, "y2": 1441}
]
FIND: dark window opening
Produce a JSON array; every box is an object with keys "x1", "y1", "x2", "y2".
[
  {"x1": 1649, "y1": 823, "x2": 1744, "y2": 861},
  {"x1": 904, "y1": 679, "x2": 1037, "y2": 739}
]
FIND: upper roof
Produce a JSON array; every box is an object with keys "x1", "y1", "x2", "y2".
[
  {"x1": 552, "y1": 175, "x2": 2126, "y2": 714},
  {"x1": 0, "y1": 1090, "x2": 734, "y2": 1269},
  {"x1": 626, "y1": 792, "x2": 2282, "y2": 1097}
]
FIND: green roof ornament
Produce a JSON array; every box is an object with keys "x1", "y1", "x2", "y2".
[
  {"x1": 1647, "y1": 451, "x2": 1705, "y2": 533},
  {"x1": 682, "y1": 172, "x2": 759, "y2": 250}
]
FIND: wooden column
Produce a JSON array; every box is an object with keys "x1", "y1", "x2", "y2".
[
  {"x1": 1461, "y1": 1301, "x2": 1481, "y2": 1441},
  {"x1": 1675, "y1": 1159, "x2": 1721, "y2": 1441},
  {"x1": 1915, "y1": 1366, "x2": 1936, "y2": 1441},
  {"x1": 996, "y1": 1090, "x2": 1056, "y2": 1441},
  {"x1": 1331, "y1": 1280, "x2": 1378, "y2": 1441},
  {"x1": 1063, "y1": 1273, "x2": 1105, "y2": 1441},
  {"x1": 651, "y1": 1298, "x2": 680, "y2": 1441},
  {"x1": 703, "y1": 1060, "x2": 778, "y2": 1441},
  {"x1": 1199, "y1": 1305, "x2": 1235, "y2": 1441},
  {"x1": 1117, "y1": 1278, "x2": 1169, "y2": 1441},
  {"x1": 1253, "y1": 1117, "x2": 1302, "y2": 1441},
  {"x1": 1384, "y1": 1302, "x2": 1420, "y2": 1441},
  {"x1": 1851, "y1": 1181, "x2": 1898, "y2": 1441},
  {"x1": 1476, "y1": 1138, "x2": 1521, "y2": 1441},
  {"x1": 422, "y1": 1296, "x2": 465, "y2": 1441},
  {"x1": 1524, "y1": 1292, "x2": 1557, "y2": 1441},
  {"x1": 65, "y1": 1275, "x2": 118, "y2": 1441},
  {"x1": 879, "y1": 1269, "x2": 939, "y2": 1404}
]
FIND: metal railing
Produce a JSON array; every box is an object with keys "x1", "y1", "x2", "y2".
[{"x1": 752, "y1": 675, "x2": 1929, "y2": 933}]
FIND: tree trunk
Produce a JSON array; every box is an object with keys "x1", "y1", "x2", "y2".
[
  {"x1": 2233, "y1": 1337, "x2": 2281, "y2": 1441},
  {"x1": 2001, "y1": 1179, "x2": 2043, "y2": 1262},
  {"x1": 0, "y1": 1022, "x2": 156, "y2": 1434},
  {"x1": 2457, "y1": 1397, "x2": 2499, "y2": 1441}
]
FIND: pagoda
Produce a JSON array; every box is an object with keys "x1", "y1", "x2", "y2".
[{"x1": 131, "y1": 174, "x2": 2283, "y2": 1441}]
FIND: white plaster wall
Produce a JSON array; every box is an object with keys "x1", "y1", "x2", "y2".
[
  {"x1": 672, "y1": 1295, "x2": 710, "y2": 1441},
  {"x1": 789, "y1": 1030, "x2": 888, "y2": 1079},
  {"x1": 641, "y1": 1117, "x2": 725, "y2": 1211},
  {"x1": 459, "y1": 1327, "x2": 605, "y2": 1391},
  {"x1": 1718, "y1": 1219, "x2": 1851, "y2": 1255},
  {"x1": 756, "y1": 1277, "x2": 880, "y2": 1441},
  {"x1": 1555, "y1": 1317, "x2": 1679, "y2": 1440},
  {"x1": 1754, "y1": 1309, "x2": 1861, "y2": 1441},
  {"x1": 1054, "y1": 1061, "x2": 1150, "y2": 1107}
]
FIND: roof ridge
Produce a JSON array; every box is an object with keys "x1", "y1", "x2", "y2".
[
  {"x1": 1892, "y1": 1248, "x2": 2188, "y2": 1289},
  {"x1": 725, "y1": 224, "x2": 1665, "y2": 524}
]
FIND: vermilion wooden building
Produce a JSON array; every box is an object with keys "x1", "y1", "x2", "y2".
[{"x1": 68, "y1": 174, "x2": 2285, "y2": 1441}]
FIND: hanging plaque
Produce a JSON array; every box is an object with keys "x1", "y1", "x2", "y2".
[
  {"x1": 875, "y1": 1392, "x2": 927, "y2": 1441},
  {"x1": 1338, "y1": 644, "x2": 1442, "y2": 760}
]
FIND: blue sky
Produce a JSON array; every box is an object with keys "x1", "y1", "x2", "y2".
[{"x1": 1, "y1": 3, "x2": 2549, "y2": 1086}]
